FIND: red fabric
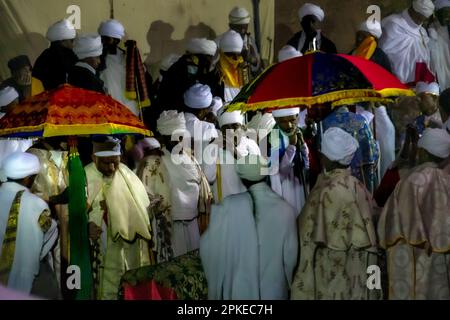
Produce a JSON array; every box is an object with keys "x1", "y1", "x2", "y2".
[
  {"x1": 373, "y1": 167, "x2": 401, "y2": 207},
  {"x1": 123, "y1": 280, "x2": 178, "y2": 300},
  {"x1": 414, "y1": 62, "x2": 436, "y2": 84}
]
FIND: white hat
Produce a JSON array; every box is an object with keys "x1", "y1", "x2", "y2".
[
  {"x1": 0, "y1": 87, "x2": 19, "y2": 107},
  {"x1": 93, "y1": 136, "x2": 121, "y2": 157},
  {"x1": 236, "y1": 154, "x2": 269, "y2": 182},
  {"x1": 229, "y1": 7, "x2": 251, "y2": 25},
  {"x1": 418, "y1": 128, "x2": 450, "y2": 158},
  {"x1": 211, "y1": 97, "x2": 224, "y2": 115},
  {"x1": 157, "y1": 110, "x2": 186, "y2": 136},
  {"x1": 358, "y1": 20, "x2": 382, "y2": 39},
  {"x1": 186, "y1": 38, "x2": 217, "y2": 56},
  {"x1": 298, "y1": 3, "x2": 325, "y2": 22},
  {"x1": 98, "y1": 19, "x2": 125, "y2": 40},
  {"x1": 218, "y1": 108, "x2": 244, "y2": 127},
  {"x1": 160, "y1": 54, "x2": 181, "y2": 72},
  {"x1": 139, "y1": 138, "x2": 161, "y2": 150},
  {"x1": 412, "y1": 0, "x2": 435, "y2": 18},
  {"x1": 434, "y1": 0, "x2": 450, "y2": 10},
  {"x1": 219, "y1": 30, "x2": 244, "y2": 53},
  {"x1": 416, "y1": 81, "x2": 440, "y2": 95},
  {"x1": 321, "y1": 127, "x2": 359, "y2": 166},
  {"x1": 184, "y1": 84, "x2": 213, "y2": 109},
  {"x1": 73, "y1": 34, "x2": 103, "y2": 60},
  {"x1": 46, "y1": 19, "x2": 76, "y2": 42},
  {"x1": 1, "y1": 152, "x2": 40, "y2": 180},
  {"x1": 278, "y1": 45, "x2": 302, "y2": 62},
  {"x1": 272, "y1": 107, "x2": 300, "y2": 118}
]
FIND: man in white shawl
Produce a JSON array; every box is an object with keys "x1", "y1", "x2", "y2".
[
  {"x1": 0, "y1": 152, "x2": 58, "y2": 295},
  {"x1": 379, "y1": 0, "x2": 435, "y2": 84},
  {"x1": 85, "y1": 136, "x2": 152, "y2": 300}
]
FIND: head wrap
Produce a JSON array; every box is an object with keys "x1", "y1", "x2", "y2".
[
  {"x1": 236, "y1": 154, "x2": 270, "y2": 182},
  {"x1": 321, "y1": 127, "x2": 359, "y2": 165},
  {"x1": 139, "y1": 138, "x2": 161, "y2": 150},
  {"x1": 278, "y1": 45, "x2": 302, "y2": 62},
  {"x1": 298, "y1": 3, "x2": 325, "y2": 22},
  {"x1": 416, "y1": 81, "x2": 440, "y2": 95},
  {"x1": 418, "y1": 128, "x2": 450, "y2": 159},
  {"x1": 210, "y1": 97, "x2": 224, "y2": 116},
  {"x1": 73, "y1": 34, "x2": 103, "y2": 60},
  {"x1": 157, "y1": 110, "x2": 186, "y2": 136},
  {"x1": 1, "y1": 152, "x2": 40, "y2": 181},
  {"x1": 184, "y1": 83, "x2": 213, "y2": 109},
  {"x1": 358, "y1": 20, "x2": 382, "y2": 39},
  {"x1": 93, "y1": 136, "x2": 121, "y2": 157},
  {"x1": 434, "y1": 0, "x2": 450, "y2": 10},
  {"x1": 98, "y1": 19, "x2": 125, "y2": 40},
  {"x1": 160, "y1": 54, "x2": 181, "y2": 72},
  {"x1": 7, "y1": 55, "x2": 31, "y2": 73},
  {"x1": 412, "y1": 0, "x2": 435, "y2": 18},
  {"x1": 186, "y1": 38, "x2": 217, "y2": 56},
  {"x1": 272, "y1": 107, "x2": 300, "y2": 118},
  {"x1": 218, "y1": 108, "x2": 244, "y2": 127},
  {"x1": 0, "y1": 87, "x2": 19, "y2": 107},
  {"x1": 229, "y1": 7, "x2": 251, "y2": 25},
  {"x1": 219, "y1": 30, "x2": 244, "y2": 53},
  {"x1": 46, "y1": 19, "x2": 76, "y2": 42}
]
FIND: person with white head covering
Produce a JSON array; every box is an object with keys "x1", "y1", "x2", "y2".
[
  {"x1": 33, "y1": 19, "x2": 78, "y2": 90},
  {"x1": 378, "y1": 127, "x2": 450, "y2": 300},
  {"x1": 68, "y1": 34, "x2": 105, "y2": 93},
  {"x1": 0, "y1": 86, "x2": 19, "y2": 117},
  {"x1": 291, "y1": 127, "x2": 380, "y2": 300},
  {"x1": 84, "y1": 136, "x2": 152, "y2": 299},
  {"x1": 379, "y1": 0, "x2": 435, "y2": 84},
  {"x1": 267, "y1": 107, "x2": 309, "y2": 215},
  {"x1": 0, "y1": 152, "x2": 58, "y2": 296},
  {"x1": 278, "y1": 45, "x2": 302, "y2": 62},
  {"x1": 287, "y1": 3, "x2": 337, "y2": 54},
  {"x1": 414, "y1": 81, "x2": 443, "y2": 129}
]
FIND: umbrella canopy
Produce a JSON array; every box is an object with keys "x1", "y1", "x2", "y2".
[
  {"x1": 226, "y1": 51, "x2": 415, "y2": 112},
  {"x1": 0, "y1": 84, "x2": 152, "y2": 138}
]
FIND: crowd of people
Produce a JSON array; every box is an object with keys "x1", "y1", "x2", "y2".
[{"x1": 0, "y1": 0, "x2": 450, "y2": 300}]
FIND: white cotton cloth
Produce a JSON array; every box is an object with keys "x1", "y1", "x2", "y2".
[
  {"x1": 210, "y1": 97, "x2": 223, "y2": 115},
  {"x1": 160, "y1": 54, "x2": 181, "y2": 72},
  {"x1": 236, "y1": 154, "x2": 269, "y2": 182},
  {"x1": 139, "y1": 138, "x2": 161, "y2": 150},
  {"x1": 418, "y1": 128, "x2": 450, "y2": 158},
  {"x1": 1, "y1": 152, "x2": 40, "y2": 181},
  {"x1": 184, "y1": 83, "x2": 213, "y2": 109},
  {"x1": 98, "y1": 19, "x2": 125, "y2": 40},
  {"x1": 356, "y1": 105, "x2": 375, "y2": 125},
  {"x1": 73, "y1": 34, "x2": 103, "y2": 60},
  {"x1": 434, "y1": 0, "x2": 450, "y2": 10},
  {"x1": 186, "y1": 38, "x2": 217, "y2": 56},
  {"x1": 218, "y1": 108, "x2": 244, "y2": 127},
  {"x1": 272, "y1": 107, "x2": 300, "y2": 118},
  {"x1": 412, "y1": 0, "x2": 435, "y2": 18},
  {"x1": 321, "y1": 127, "x2": 359, "y2": 165},
  {"x1": 416, "y1": 81, "x2": 440, "y2": 95},
  {"x1": 93, "y1": 136, "x2": 121, "y2": 157},
  {"x1": 428, "y1": 21, "x2": 450, "y2": 90},
  {"x1": 0, "y1": 87, "x2": 19, "y2": 107},
  {"x1": 46, "y1": 19, "x2": 76, "y2": 42},
  {"x1": 359, "y1": 20, "x2": 383, "y2": 39},
  {"x1": 229, "y1": 6, "x2": 251, "y2": 25},
  {"x1": 219, "y1": 30, "x2": 244, "y2": 53},
  {"x1": 374, "y1": 106, "x2": 396, "y2": 179},
  {"x1": 278, "y1": 45, "x2": 302, "y2": 62},
  {"x1": 298, "y1": 3, "x2": 325, "y2": 22},
  {"x1": 157, "y1": 110, "x2": 186, "y2": 136}
]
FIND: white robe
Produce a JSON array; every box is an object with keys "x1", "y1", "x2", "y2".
[
  {"x1": 374, "y1": 106, "x2": 396, "y2": 179},
  {"x1": 99, "y1": 51, "x2": 139, "y2": 116},
  {"x1": 0, "y1": 139, "x2": 33, "y2": 169},
  {"x1": 428, "y1": 21, "x2": 450, "y2": 90},
  {"x1": 379, "y1": 10, "x2": 431, "y2": 84},
  {"x1": 0, "y1": 182, "x2": 58, "y2": 293}
]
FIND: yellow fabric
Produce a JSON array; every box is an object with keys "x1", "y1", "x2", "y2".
[
  {"x1": 218, "y1": 53, "x2": 245, "y2": 88},
  {"x1": 31, "y1": 77, "x2": 44, "y2": 96},
  {"x1": 353, "y1": 36, "x2": 377, "y2": 60}
]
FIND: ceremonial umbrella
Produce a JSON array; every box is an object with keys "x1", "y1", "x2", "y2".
[
  {"x1": 226, "y1": 51, "x2": 415, "y2": 113},
  {"x1": 0, "y1": 84, "x2": 152, "y2": 300}
]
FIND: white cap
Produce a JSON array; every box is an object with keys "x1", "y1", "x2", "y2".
[
  {"x1": 0, "y1": 87, "x2": 19, "y2": 107},
  {"x1": 73, "y1": 34, "x2": 103, "y2": 60},
  {"x1": 160, "y1": 54, "x2": 181, "y2": 72},
  {"x1": 46, "y1": 19, "x2": 76, "y2": 42},
  {"x1": 139, "y1": 138, "x2": 161, "y2": 150},
  {"x1": 321, "y1": 127, "x2": 359, "y2": 166},
  {"x1": 1, "y1": 152, "x2": 41, "y2": 180},
  {"x1": 229, "y1": 7, "x2": 251, "y2": 25},
  {"x1": 435, "y1": 0, "x2": 450, "y2": 10},
  {"x1": 278, "y1": 45, "x2": 302, "y2": 62},
  {"x1": 412, "y1": 0, "x2": 435, "y2": 18},
  {"x1": 298, "y1": 3, "x2": 325, "y2": 22},
  {"x1": 98, "y1": 19, "x2": 125, "y2": 40},
  {"x1": 418, "y1": 128, "x2": 450, "y2": 158},
  {"x1": 219, "y1": 30, "x2": 244, "y2": 53},
  {"x1": 236, "y1": 154, "x2": 269, "y2": 182},
  {"x1": 184, "y1": 84, "x2": 213, "y2": 109},
  {"x1": 218, "y1": 108, "x2": 244, "y2": 127},
  {"x1": 93, "y1": 136, "x2": 121, "y2": 157},
  {"x1": 358, "y1": 20, "x2": 382, "y2": 39},
  {"x1": 272, "y1": 107, "x2": 300, "y2": 118},
  {"x1": 157, "y1": 110, "x2": 186, "y2": 136},
  {"x1": 186, "y1": 38, "x2": 217, "y2": 56},
  {"x1": 416, "y1": 81, "x2": 440, "y2": 95}
]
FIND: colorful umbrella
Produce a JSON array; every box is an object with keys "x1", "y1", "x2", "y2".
[
  {"x1": 0, "y1": 84, "x2": 152, "y2": 138},
  {"x1": 226, "y1": 51, "x2": 415, "y2": 112}
]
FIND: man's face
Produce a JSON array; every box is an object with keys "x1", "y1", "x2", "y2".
[
  {"x1": 229, "y1": 24, "x2": 248, "y2": 37},
  {"x1": 355, "y1": 30, "x2": 372, "y2": 47},
  {"x1": 275, "y1": 115, "x2": 298, "y2": 135},
  {"x1": 94, "y1": 155, "x2": 120, "y2": 177},
  {"x1": 437, "y1": 8, "x2": 450, "y2": 26},
  {"x1": 60, "y1": 39, "x2": 75, "y2": 50},
  {"x1": 301, "y1": 15, "x2": 321, "y2": 36},
  {"x1": 418, "y1": 93, "x2": 439, "y2": 116},
  {"x1": 85, "y1": 56, "x2": 102, "y2": 70},
  {"x1": 101, "y1": 36, "x2": 120, "y2": 52}
]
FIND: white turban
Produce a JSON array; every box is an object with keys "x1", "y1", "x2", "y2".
[
  {"x1": 418, "y1": 128, "x2": 450, "y2": 158},
  {"x1": 219, "y1": 30, "x2": 244, "y2": 53},
  {"x1": 46, "y1": 19, "x2": 76, "y2": 42},
  {"x1": 435, "y1": 0, "x2": 450, "y2": 10},
  {"x1": 73, "y1": 34, "x2": 103, "y2": 60},
  {"x1": 218, "y1": 108, "x2": 244, "y2": 127},
  {"x1": 412, "y1": 0, "x2": 435, "y2": 18},
  {"x1": 211, "y1": 97, "x2": 223, "y2": 115},
  {"x1": 416, "y1": 81, "x2": 440, "y2": 95},
  {"x1": 139, "y1": 138, "x2": 161, "y2": 150},
  {"x1": 98, "y1": 19, "x2": 125, "y2": 40},
  {"x1": 157, "y1": 110, "x2": 186, "y2": 136},
  {"x1": 278, "y1": 45, "x2": 302, "y2": 62},
  {"x1": 298, "y1": 3, "x2": 325, "y2": 22},
  {"x1": 160, "y1": 54, "x2": 181, "y2": 72},
  {"x1": 229, "y1": 7, "x2": 251, "y2": 25},
  {"x1": 1, "y1": 152, "x2": 40, "y2": 181},
  {"x1": 93, "y1": 136, "x2": 121, "y2": 157},
  {"x1": 184, "y1": 84, "x2": 213, "y2": 109},
  {"x1": 321, "y1": 127, "x2": 359, "y2": 166},
  {"x1": 186, "y1": 38, "x2": 217, "y2": 56},
  {"x1": 0, "y1": 87, "x2": 19, "y2": 107},
  {"x1": 236, "y1": 154, "x2": 269, "y2": 182},
  {"x1": 272, "y1": 107, "x2": 300, "y2": 118},
  {"x1": 358, "y1": 20, "x2": 382, "y2": 39}
]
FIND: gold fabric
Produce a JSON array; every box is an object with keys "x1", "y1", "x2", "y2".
[
  {"x1": 353, "y1": 36, "x2": 377, "y2": 60},
  {"x1": 218, "y1": 53, "x2": 245, "y2": 88}
]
